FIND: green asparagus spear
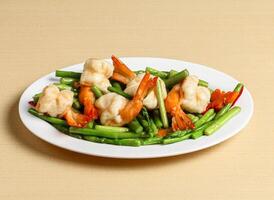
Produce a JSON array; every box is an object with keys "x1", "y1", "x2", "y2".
[
  {"x1": 55, "y1": 70, "x2": 81, "y2": 79},
  {"x1": 141, "y1": 107, "x2": 157, "y2": 137},
  {"x1": 194, "y1": 109, "x2": 215, "y2": 128},
  {"x1": 143, "y1": 137, "x2": 163, "y2": 145},
  {"x1": 60, "y1": 77, "x2": 77, "y2": 86},
  {"x1": 153, "y1": 110, "x2": 163, "y2": 128},
  {"x1": 112, "y1": 82, "x2": 123, "y2": 91},
  {"x1": 33, "y1": 93, "x2": 42, "y2": 103},
  {"x1": 206, "y1": 112, "x2": 216, "y2": 122},
  {"x1": 215, "y1": 104, "x2": 231, "y2": 120},
  {"x1": 187, "y1": 114, "x2": 199, "y2": 123},
  {"x1": 107, "y1": 86, "x2": 132, "y2": 99},
  {"x1": 162, "y1": 133, "x2": 192, "y2": 145},
  {"x1": 204, "y1": 106, "x2": 241, "y2": 135},
  {"x1": 167, "y1": 130, "x2": 191, "y2": 138},
  {"x1": 168, "y1": 70, "x2": 178, "y2": 78},
  {"x1": 156, "y1": 79, "x2": 169, "y2": 128},
  {"x1": 51, "y1": 124, "x2": 70, "y2": 134},
  {"x1": 234, "y1": 83, "x2": 244, "y2": 92},
  {"x1": 72, "y1": 98, "x2": 82, "y2": 110},
  {"x1": 84, "y1": 136, "x2": 142, "y2": 146},
  {"x1": 146, "y1": 67, "x2": 169, "y2": 79},
  {"x1": 53, "y1": 83, "x2": 72, "y2": 91},
  {"x1": 83, "y1": 136, "x2": 119, "y2": 145},
  {"x1": 91, "y1": 85, "x2": 103, "y2": 98},
  {"x1": 164, "y1": 69, "x2": 189, "y2": 88},
  {"x1": 86, "y1": 121, "x2": 94, "y2": 128},
  {"x1": 95, "y1": 125, "x2": 129, "y2": 133},
  {"x1": 28, "y1": 108, "x2": 67, "y2": 125},
  {"x1": 191, "y1": 121, "x2": 214, "y2": 139},
  {"x1": 198, "y1": 80, "x2": 209, "y2": 87},
  {"x1": 190, "y1": 129, "x2": 204, "y2": 140},
  {"x1": 69, "y1": 127, "x2": 141, "y2": 139},
  {"x1": 119, "y1": 139, "x2": 142, "y2": 146},
  {"x1": 127, "y1": 119, "x2": 144, "y2": 134}
]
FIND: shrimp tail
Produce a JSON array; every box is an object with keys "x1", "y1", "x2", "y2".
[
  {"x1": 64, "y1": 108, "x2": 90, "y2": 127},
  {"x1": 111, "y1": 55, "x2": 136, "y2": 84},
  {"x1": 171, "y1": 106, "x2": 195, "y2": 131},
  {"x1": 84, "y1": 101, "x2": 98, "y2": 120},
  {"x1": 79, "y1": 86, "x2": 98, "y2": 120}
]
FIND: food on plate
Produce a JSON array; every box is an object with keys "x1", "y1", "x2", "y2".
[{"x1": 28, "y1": 55, "x2": 244, "y2": 146}]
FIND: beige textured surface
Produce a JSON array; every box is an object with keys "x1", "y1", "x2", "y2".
[{"x1": 0, "y1": 0, "x2": 273, "y2": 199}]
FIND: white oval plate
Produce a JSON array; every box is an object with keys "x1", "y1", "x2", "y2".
[{"x1": 19, "y1": 57, "x2": 253, "y2": 159}]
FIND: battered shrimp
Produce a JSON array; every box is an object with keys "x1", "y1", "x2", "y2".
[{"x1": 181, "y1": 75, "x2": 211, "y2": 113}]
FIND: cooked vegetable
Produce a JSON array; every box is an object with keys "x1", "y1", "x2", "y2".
[
  {"x1": 153, "y1": 110, "x2": 163, "y2": 128},
  {"x1": 72, "y1": 98, "x2": 82, "y2": 110},
  {"x1": 84, "y1": 136, "x2": 142, "y2": 146},
  {"x1": 206, "y1": 112, "x2": 216, "y2": 122},
  {"x1": 156, "y1": 79, "x2": 169, "y2": 128},
  {"x1": 167, "y1": 70, "x2": 208, "y2": 87},
  {"x1": 194, "y1": 109, "x2": 215, "y2": 128},
  {"x1": 167, "y1": 129, "x2": 191, "y2": 138},
  {"x1": 91, "y1": 85, "x2": 103, "y2": 98},
  {"x1": 112, "y1": 81, "x2": 123, "y2": 91},
  {"x1": 168, "y1": 70, "x2": 178, "y2": 78},
  {"x1": 86, "y1": 121, "x2": 94, "y2": 128},
  {"x1": 191, "y1": 121, "x2": 214, "y2": 139},
  {"x1": 60, "y1": 77, "x2": 77, "y2": 86},
  {"x1": 141, "y1": 107, "x2": 157, "y2": 137},
  {"x1": 198, "y1": 79, "x2": 208, "y2": 87},
  {"x1": 163, "y1": 133, "x2": 192, "y2": 145},
  {"x1": 70, "y1": 127, "x2": 142, "y2": 139},
  {"x1": 107, "y1": 86, "x2": 132, "y2": 99},
  {"x1": 28, "y1": 108, "x2": 67, "y2": 125},
  {"x1": 53, "y1": 83, "x2": 73, "y2": 91},
  {"x1": 55, "y1": 70, "x2": 81, "y2": 79},
  {"x1": 52, "y1": 124, "x2": 82, "y2": 139},
  {"x1": 164, "y1": 69, "x2": 189, "y2": 88},
  {"x1": 143, "y1": 137, "x2": 163, "y2": 145},
  {"x1": 33, "y1": 93, "x2": 42, "y2": 103},
  {"x1": 95, "y1": 125, "x2": 129, "y2": 133},
  {"x1": 187, "y1": 114, "x2": 199, "y2": 123},
  {"x1": 146, "y1": 67, "x2": 169, "y2": 79},
  {"x1": 127, "y1": 119, "x2": 144, "y2": 134},
  {"x1": 204, "y1": 106, "x2": 241, "y2": 135}
]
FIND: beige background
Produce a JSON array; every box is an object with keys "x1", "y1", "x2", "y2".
[{"x1": 0, "y1": 0, "x2": 273, "y2": 199}]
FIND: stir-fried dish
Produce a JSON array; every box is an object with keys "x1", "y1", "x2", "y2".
[{"x1": 28, "y1": 55, "x2": 244, "y2": 146}]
